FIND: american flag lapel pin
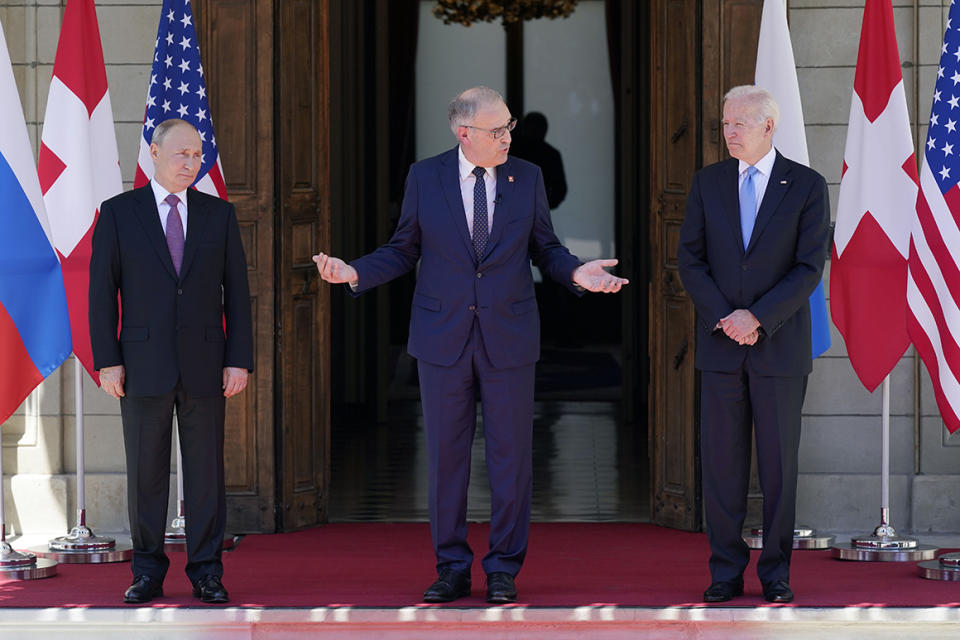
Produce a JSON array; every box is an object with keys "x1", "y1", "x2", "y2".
[{"x1": 508, "y1": 175, "x2": 514, "y2": 182}]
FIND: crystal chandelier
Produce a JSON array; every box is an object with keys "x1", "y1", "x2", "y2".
[{"x1": 433, "y1": 1, "x2": 579, "y2": 26}]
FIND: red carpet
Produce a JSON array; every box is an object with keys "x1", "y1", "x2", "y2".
[{"x1": 0, "y1": 523, "x2": 958, "y2": 608}]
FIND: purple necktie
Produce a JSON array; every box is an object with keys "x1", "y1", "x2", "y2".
[
  {"x1": 472, "y1": 166, "x2": 488, "y2": 260},
  {"x1": 164, "y1": 193, "x2": 184, "y2": 275}
]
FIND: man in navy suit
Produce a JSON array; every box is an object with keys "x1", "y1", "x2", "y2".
[
  {"x1": 314, "y1": 86, "x2": 627, "y2": 603},
  {"x1": 677, "y1": 86, "x2": 829, "y2": 604},
  {"x1": 90, "y1": 119, "x2": 253, "y2": 604}
]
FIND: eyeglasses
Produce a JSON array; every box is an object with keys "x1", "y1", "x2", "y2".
[{"x1": 462, "y1": 117, "x2": 517, "y2": 140}]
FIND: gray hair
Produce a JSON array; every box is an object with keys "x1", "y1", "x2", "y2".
[
  {"x1": 151, "y1": 118, "x2": 198, "y2": 146},
  {"x1": 448, "y1": 86, "x2": 505, "y2": 135},
  {"x1": 723, "y1": 85, "x2": 780, "y2": 129}
]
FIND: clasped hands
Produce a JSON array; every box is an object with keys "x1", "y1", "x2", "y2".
[
  {"x1": 717, "y1": 309, "x2": 760, "y2": 346},
  {"x1": 98, "y1": 365, "x2": 248, "y2": 399}
]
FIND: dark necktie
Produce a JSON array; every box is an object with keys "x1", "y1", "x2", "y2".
[
  {"x1": 739, "y1": 166, "x2": 758, "y2": 249},
  {"x1": 472, "y1": 166, "x2": 488, "y2": 260},
  {"x1": 164, "y1": 193, "x2": 185, "y2": 275}
]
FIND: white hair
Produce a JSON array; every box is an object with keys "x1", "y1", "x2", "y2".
[
  {"x1": 448, "y1": 86, "x2": 504, "y2": 135},
  {"x1": 723, "y1": 85, "x2": 780, "y2": 129}
]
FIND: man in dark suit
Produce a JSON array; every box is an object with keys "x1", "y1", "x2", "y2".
[
  {"x1": 89, "y1": 119, "x2": 253, "y2": 604},
  {"x1": 677, "y1": 86, "x2": 829, "y2": 604},
  {"x1": 314, "y1": 86, "x2": 627, "y2": 604}
]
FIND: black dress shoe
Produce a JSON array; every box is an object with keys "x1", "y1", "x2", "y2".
[
  {"x1": 485, "y1": 572, "x2": 518, "y2": 604},
  {"x1": 762, "y1": 579, "x2": 794, "y2": 603},
  {"x1": 193, "y1": 575, "x2": 230, "y2": 604},
  {"x1": 123, "y1": 575, "x2": 163, "y2": 604},
  {"x1": 423, "y1": 569, "x2": 471, "y2": 602},
  {"x1": 703, "y1": 578, "x2": 744, "y2": 603}
]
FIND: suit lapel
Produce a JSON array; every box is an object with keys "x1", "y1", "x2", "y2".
[
  {"x1": 439, "y1": 148, "x2": 474, "y2": 257},
  {"x1": 719, "y1": 159, "x2": 743, "y2": 252},
  {"x1": 745, "y1": 152, "x2": 789, "y2": 254},
  {"x1": 132, "y1": 186, "x2": 179, "y2": 281},
  {"x1": 179, "y1": 189, "x2": 211, "y2": 280},
  {"x1": 483, "y1": 157, "x2": 516, "y2": 259}
]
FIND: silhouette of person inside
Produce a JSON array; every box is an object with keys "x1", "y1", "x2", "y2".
[
  {"x1": 510, "y1": 112, "x2": 567, "y2": 210},
  {"x1": 511, "y1": 112, "x2": 580, "y2": 348}
]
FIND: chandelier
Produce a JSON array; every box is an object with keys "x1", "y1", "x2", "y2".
[{"x1": 433, "y1": 1, "x2": 579, "y2": 27}]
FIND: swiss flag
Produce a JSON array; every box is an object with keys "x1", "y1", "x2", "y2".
[
  {"x1": 39, "y1": 0, "x2": 123, "y2": 385},
  {"x1": 831, "y1": 0, "x2": 917, "y2": 392}
]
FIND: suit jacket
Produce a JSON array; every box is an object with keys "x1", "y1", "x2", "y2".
[
  {"x1": 351, "y1": 147, "x2": 582, "y2": 368},
  {"x1": 677, "y1": 151, "x2": 829, "y2": 377},
  {"x1": 89, "y1": 186, "x2": 254, "y2": 397}
]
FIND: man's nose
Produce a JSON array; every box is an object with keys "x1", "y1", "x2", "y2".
[{"x1": 502, "y1": 130, "x2": 512, "y2": 144}]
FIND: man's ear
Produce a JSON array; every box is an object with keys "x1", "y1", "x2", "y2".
[{"x1": 456, "y1": 126, "x2": 469, "y2": 146}]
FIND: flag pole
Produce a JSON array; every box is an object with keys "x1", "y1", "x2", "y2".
[
  {"x1": 0, "y1": 394, "x2": 57, "y2": 580},
  {"x1": 36, "y1": 360, "x2": 131, "y2": 563},
  {"x1": 832, "y1": 375, "x2": 937, "y2": 561},
  {"x1": 164, "y1": 427, "x2": 187, "y2": 548}
]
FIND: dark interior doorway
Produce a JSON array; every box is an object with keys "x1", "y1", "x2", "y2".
[{"x1": 326, "y1": 0, "x2": 649, "y2": 524}]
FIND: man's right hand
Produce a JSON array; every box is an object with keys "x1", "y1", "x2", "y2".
[
  {"x1": 99, "y1": 365, "x2": 126, "y2": 399},
  {"x1": 312, "y1": 252, "x2": 358, "y2": 286}
]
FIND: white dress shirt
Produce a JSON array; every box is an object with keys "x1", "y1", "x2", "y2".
[
  {"x1": 150, "y1": 180, "x2": 189, "y2": 237},
  {"x1": 458, "y1": 146, "x2": 497, "y2": 236}
]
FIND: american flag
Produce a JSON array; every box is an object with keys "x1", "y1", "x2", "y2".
[
  {"x1": 134, "y1": 0, "x2": 227, "y2": 199},
  {"x1": 909, "y1": 2, "x2": 960, "y2": 433}
]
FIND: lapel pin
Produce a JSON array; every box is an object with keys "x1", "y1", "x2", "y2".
[
  {"x1": 780, "y1": 180, "x2": 787, "y2": 184},
  {"x1": 508, "y1": 176, "x2": 514, "y2": 182}
]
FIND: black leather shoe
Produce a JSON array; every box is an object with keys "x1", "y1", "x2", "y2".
[
  {"x1": 193, "y1": 575, "x2": 230, "y2": 604},
  {"x1": 485, "y1": 572, "x2": 518, "y2": 604},
  {"x1": 703, "y1": 578, "x2": 744, "y2": 603},
  {"x1": 762, "y1": 579, "x2": 794, "y2": 603},
  {"x1": 423, "y1": 569, "x2": 471, "y2": 602},
  {"x1": 123, "y1": 575, "x2": 163, "y2": 604}
]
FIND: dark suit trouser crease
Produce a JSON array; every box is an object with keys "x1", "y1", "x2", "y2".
[
  {"x1": 700, "y1": 367, "x2": 806, "y2": 586},
  {"x1": 417, "y1": 321, "x2": 535, "y2": 577},
  {"x1": 120, "y1": 380, "x2": 226, "y2": 583}
]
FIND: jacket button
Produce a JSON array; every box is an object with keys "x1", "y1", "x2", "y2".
[
  {"x1": 741, "y1": 264, "x2": 748, "y2": 271},
  {"x1": 468, "y1": 305, "x2": 476, "y2": 311},
  {"x1": 476, "y1": 272, "x2": 483, "y2": 279},
  {"x1": 177, "y1": 289, "x2": 183, "y2": 295}
]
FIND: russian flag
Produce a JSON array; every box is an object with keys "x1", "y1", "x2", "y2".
[{"x1": 0, "y1": 21, "x2": 72, "y2": 424}]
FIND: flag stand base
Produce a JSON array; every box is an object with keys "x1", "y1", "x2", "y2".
[
  {"x1": 918, "y1": 552, "x2": 960, "y2": 580},
  {"x1": 743, "y1": 525, "x2": 832, "y2": 550}
]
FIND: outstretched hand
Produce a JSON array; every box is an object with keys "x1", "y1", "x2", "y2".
[
  {"x1": 313, "y1": 252, "x2": 358, "y2": 285},
  {"x1": 572, "y1": 259, "x2": 629, "y2": 293}
]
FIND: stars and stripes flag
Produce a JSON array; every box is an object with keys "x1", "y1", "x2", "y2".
[
  {"x1": 135, "y1": 0, "x2": 227, "y2": 199},
  {"x1": 39, "y1": 0, "x2": 122, "y2": 386},
  {"x1": 831, "y1": 0, "x2": 916, "y2": 392},
  {"x1": 909, "y1": 1, "x2": 960, "y2": 433},
  {"x1": 754, "y1": 0, "x2": 831, "y2": 359},
  {"x1": 0, "y1": 20, "x2": 72, "y2": 424}
]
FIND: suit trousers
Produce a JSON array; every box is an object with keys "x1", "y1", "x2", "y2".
[
  {"x1": 700, "y1": 366, "x2": 806, "y2": 586},
  {"x1": 120, "y1": 380, "x2": 226, "y2": 583},
  {"x1": 417, "y1": 320, "x2": 535, "y2": 577}
]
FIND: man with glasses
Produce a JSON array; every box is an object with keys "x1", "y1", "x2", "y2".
[{"x1": 314, "y1": 86, "x2": 627, "y2": 603}]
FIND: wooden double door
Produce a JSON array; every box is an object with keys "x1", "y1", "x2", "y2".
[{"x1": 193, "y1": 0, "x2": 766, "y2": 534}]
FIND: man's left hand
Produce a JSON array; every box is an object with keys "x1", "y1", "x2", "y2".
[
  {"x1": 223, "y1": 367, "x2": 249, "y2": 398},
  {"x1": 572, "y1": 259, "x2": 629, "y2": 293},
  {"x1": 719, "y1": 309, "x2": 760, "y2": 342}
]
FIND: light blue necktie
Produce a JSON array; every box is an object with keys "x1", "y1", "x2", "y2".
[{"x1": 739, "y1": 166, "x2": 758, "y2": 250}]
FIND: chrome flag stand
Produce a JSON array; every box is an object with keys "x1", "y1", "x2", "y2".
[
  {"x1": 33, "y1": 361, "x2": 131, "y2": 563},
  {"x1": 0, "y1": 417, "x2": 57, "y2": 580},
  {"x1": 832, "y1": 377, "x2": 937, "y2": 561},
  {"x1": 743, "y1": 524, "x2": 832, "y2": 550}
]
